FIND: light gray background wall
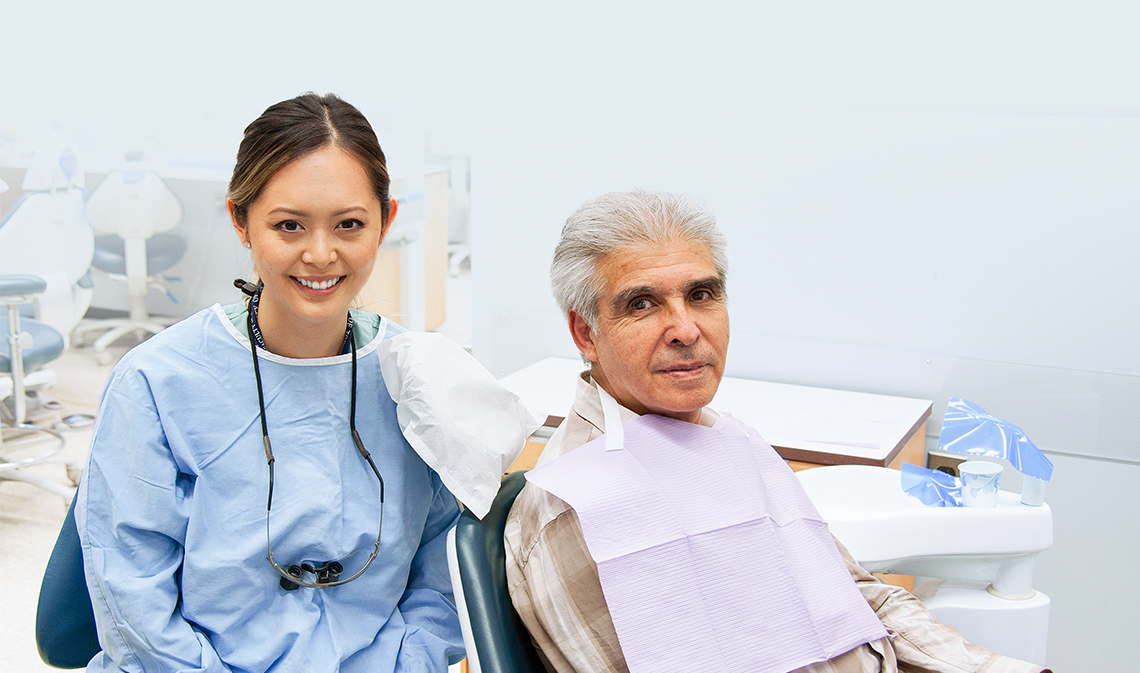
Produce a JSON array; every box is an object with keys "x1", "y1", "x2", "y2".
[{"x1": 2, "y1": 2, "x2": 1136, "y2": 670}]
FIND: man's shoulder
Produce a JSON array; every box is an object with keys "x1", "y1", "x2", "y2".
[
  {"x1": 504, "y1": 415, "x2": 594, "y2": 568},
  {"x1": 505, "y1": 470, "x2": 575, "y2": 567},
  {"x1": 511, "y1": 474, "x2": 574, "y2": 522}
]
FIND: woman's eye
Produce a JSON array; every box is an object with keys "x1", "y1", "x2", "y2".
[
  {"x1": 337, "y1": 219, "x2": 365, "y2": 230},
  {"x1": 276, "y1": 220, "x2": 303, "y2": 232}
]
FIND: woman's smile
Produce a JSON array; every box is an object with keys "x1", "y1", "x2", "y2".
[{"x1": 295, "y1": 275, "x2": 346, "y2": 292}]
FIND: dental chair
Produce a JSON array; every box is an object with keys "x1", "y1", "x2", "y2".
[
  {"x1": 797, "y1": 464, "x2": 1052, "y2": 666},
  {"x1": 0, "y1": 186, "x2": 95, "y2": 342},
  {"x1": 77, "y1": 170, "x2": 185, "y2": 364},
  {"x1": 446, "y1": 471, "x2": 546, "y2": 673},
  {"x1": 1, "y1": 177, "x2": 94, "y2": 500},
  {"x1": 1, "y1": 275, "x2": 70, "y2": 500}
]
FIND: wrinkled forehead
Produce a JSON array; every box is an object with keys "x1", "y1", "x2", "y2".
[{"x1": 596, "y1": 239, "x2": 720, "y2": 295}]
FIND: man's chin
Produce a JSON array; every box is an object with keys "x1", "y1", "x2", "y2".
[{"x1": 653, "y1": 380, "x2": 720, "y2": 419}]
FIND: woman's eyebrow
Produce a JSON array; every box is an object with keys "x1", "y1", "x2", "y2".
[
  {"x1": 267, "y1": 207, "x2": 307, "y2": 217},
  {"x1": 332, "y1": 206, "x2": 368, "y2": 217},
  {"x1": 263, "y1": 206, "x2": 368, "y2": 218}
]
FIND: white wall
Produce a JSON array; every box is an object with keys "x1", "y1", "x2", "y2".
[{"x1": 3, "y1": 2, "x2": 1136, "y2": 669}]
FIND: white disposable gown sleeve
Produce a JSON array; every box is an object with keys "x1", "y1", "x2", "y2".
[{"x1": 78, "y1": 364, "x2": 233, "y2": 672}]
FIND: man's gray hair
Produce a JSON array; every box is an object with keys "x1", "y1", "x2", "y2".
[{"x1": 550, "y1": 189, "x2": 728, "y2": 329}]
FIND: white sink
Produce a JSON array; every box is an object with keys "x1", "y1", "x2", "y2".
[
  {"x1": 796, "y1": 465, "x2": 1052, "y2": 589},
  {"x1": 797, "y1": 464, "x2": 1053, "y2": 665}
]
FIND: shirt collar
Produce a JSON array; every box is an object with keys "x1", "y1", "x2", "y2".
[{"x1": 573, "y1": 368, "x2": 719, "y2": 435}]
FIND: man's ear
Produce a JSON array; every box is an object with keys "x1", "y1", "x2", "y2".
[{"x1": 568, "y1": 311, "x2": 599, "y2": 363}]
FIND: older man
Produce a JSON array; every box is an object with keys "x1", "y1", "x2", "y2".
[{"x1": 504, "y1": 190, "x2": 1048, "y2": 673}]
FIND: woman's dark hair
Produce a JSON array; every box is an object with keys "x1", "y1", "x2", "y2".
[{"x1": 228, "y1": 92, "x2": 390, "y2": 224}]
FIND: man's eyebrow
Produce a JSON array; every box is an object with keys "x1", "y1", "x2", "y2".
[
  {"x1": 610, "y1": 285, "x2": 656, "y2": 313},
  {"x1": 609, "y1": 276, "x2": 726, "y2": 313},
  {"x1": 686, "y1": 276, "x2": 725, "y2": 295}
]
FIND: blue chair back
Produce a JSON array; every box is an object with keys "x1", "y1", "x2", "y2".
[
  {"x1": 452, "y1": 471, "x2": 545, "y2": 673},
  {"x1": 36, "y1": 497, "x2": 100, "y2": 668}
]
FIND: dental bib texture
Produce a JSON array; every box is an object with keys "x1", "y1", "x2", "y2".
[
  {"x1": 526, "y1": 414, "x2": 887, "y2": 673},
  {"x1": 378, "y1": 332, "x2": 539, "y2": 519}
]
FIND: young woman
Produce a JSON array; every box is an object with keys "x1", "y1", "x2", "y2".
[{"x1": 77, "y1": 93, "x2": 531, "y2": 672}]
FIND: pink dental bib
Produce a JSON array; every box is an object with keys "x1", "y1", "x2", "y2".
[{"x1": 526, "y1": 408, "x2": 886, "y2": 673}]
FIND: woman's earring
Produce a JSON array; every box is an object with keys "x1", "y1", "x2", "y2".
[{"x1": 244, "y1": 242, "x2": 251, "y2": 249}]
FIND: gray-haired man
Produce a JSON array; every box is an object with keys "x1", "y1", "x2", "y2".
[{"x1": 504, "y1": 190, "x2": 1047, "y2": 673}]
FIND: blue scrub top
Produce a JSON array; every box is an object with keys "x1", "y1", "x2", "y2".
[{"x1": 77, "y1": 304, "x2": 464, "y2": 672}]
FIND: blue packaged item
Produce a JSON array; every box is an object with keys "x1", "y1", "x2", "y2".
[
  {"x1": 937, "y1": 398, "x2": 1053, "y2": 506},
  {"x1": 900, "y1": 462, "x2": 962, "y2": 507}
]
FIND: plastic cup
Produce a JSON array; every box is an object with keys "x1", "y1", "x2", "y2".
[
  {"x1": 959, "y1": 461, "x2": 1002, "y2": 507},
  {"x1": 1020, "y1": 475, "x2": 1047, "y2": 506}
]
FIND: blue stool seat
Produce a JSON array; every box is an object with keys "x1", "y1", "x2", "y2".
[
  {"x1": 1, "y1": 316, "x2": 66, "y2": 372},
  {"x1": 92, "y1": 232, "x2": 187, "y2": 276},
  {"x1": 37, "y1": 497, "x2": 101, "y2": 668}
]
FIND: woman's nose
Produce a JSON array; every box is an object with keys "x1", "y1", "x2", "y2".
[{"x1": 302, "y1": 232, "x2": 338, "y2": 267}]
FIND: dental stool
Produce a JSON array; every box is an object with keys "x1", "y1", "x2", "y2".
[
  {"x1": 797, "y1": 464, "x2": 1052, "y2": 666},
  {"x1": 76, "y1": 170, "x2": 184, "y2": 364},
  {"x1": 2, "y1": 275, "x2": 70, "y2": 500}
]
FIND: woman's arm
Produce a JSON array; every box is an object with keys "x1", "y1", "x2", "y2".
[
  {"x1": 78, "y1": 363, "x2": 232, "y2": 673},
  {"x1": 393, "y1": 470, "x2": 465, "y2": 672}
]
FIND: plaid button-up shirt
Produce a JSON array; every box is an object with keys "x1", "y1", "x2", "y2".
[{"x1": 504, "y1": 371, "x2": 1050, "y2": 673}]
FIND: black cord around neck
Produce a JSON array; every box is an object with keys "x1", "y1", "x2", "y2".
[{"x1": 246, "y1": 306, "x2": 361, "y2": 510}]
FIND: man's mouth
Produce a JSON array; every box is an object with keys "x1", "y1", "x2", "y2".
[
  {"x1": 660, "y1": 362, "x2": 708, "y2": 374},
  {"x1": 295, "y1": 276, "x2": 344, "y2": 290}
]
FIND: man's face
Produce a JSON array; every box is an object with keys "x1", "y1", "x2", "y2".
[{"x1": 570, "y1": 239, "x2": 730, "y2": 424}]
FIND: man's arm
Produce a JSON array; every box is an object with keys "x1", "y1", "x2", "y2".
[
  {"x1": 834, "y1": 538, "x2": 1051, "y2": 673},
  {"x1": 505, "y1": 485, "x2": 630, "y2": 673}
]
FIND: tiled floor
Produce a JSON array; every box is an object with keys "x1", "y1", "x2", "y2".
[{"x1": 1, "y1": 269, "x2": 472, "y2": 671}]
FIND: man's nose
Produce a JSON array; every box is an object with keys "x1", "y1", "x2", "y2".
[
  {"x1": 302, "y1": 232, "x2": 338, "y2": 267},
  {"x1": 665, "y1": 302, "x2": 700, "y2": 346}
]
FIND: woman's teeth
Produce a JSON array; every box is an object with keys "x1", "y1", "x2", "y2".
[{"x1": 297, "y1": 277, "x2": 342, "y2": 290}]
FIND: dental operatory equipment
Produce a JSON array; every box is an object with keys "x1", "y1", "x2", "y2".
[
  {"x1": 901, "y1": 399, "x2": 1053, "y2": 508},
  {"x1": 799, "y1": 465, "x2": 1053, "y2": 665},
  {"x1": 77, "y1": 169, "x2": 185, "y2": 364},
  {"x1": 900, "y1": 462, "x2": 963, "y2": 507},
  {"x1": 938, "y1": 398, "x2": 1053, "y2": 506}
]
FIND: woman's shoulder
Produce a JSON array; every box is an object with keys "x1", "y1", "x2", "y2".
[
  {"x1": 111, "y1": 305, "x2": 239, "y2": 373},
  {"x1": 350, "y1": 308, "x2": 407, "y2": 346}
]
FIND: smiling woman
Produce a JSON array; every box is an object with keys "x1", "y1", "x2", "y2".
[
  {"x1": 73, "y1": 93, "x2": 533, "y2": 673},
  {"x1": 227, "y1": 94, "x2": 398, "y2": 359},
  {"x1": 231, "y1": 144, "x2": 396, "y2": 358}
]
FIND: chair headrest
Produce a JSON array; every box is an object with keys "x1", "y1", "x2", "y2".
[{"x1": 86, "y1": 171, "x2": 183, "y2": 237}]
